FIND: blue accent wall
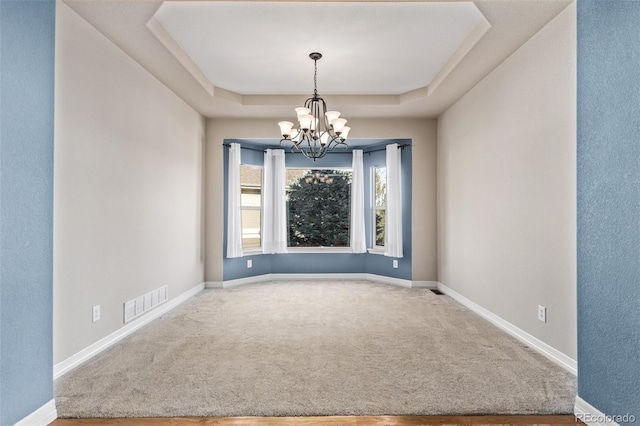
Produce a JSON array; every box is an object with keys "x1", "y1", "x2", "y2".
[
  {"x1": 223, "y1": 140, "x2": 412, "y2": 281},
  {"x1": 577, "y1": 1, "x2": 640, "y2": 422},
  {"x1": 0, "y1": 0, "x2": 56, "y2": 423},
  {"x1": 363, "y1": 146, "x2": 412, "y2": 280}
]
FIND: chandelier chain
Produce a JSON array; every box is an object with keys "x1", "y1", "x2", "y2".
[{"x1": 313, "y1": 58, "x2": 318, "y2": 98}]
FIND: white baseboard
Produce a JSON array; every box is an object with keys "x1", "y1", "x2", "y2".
[
  {"x1": 14, "y1": 399, "x2": 57, "y2": 426},
  {"x1": 365, "y1": 273, "x2": 411, "y2": 288},
  {"x1": 575, "y1": 396, "x2": 623, "y2": 426},
  {"x1": 411, "y1": 280, "x2": 439, "y2": 289},
  {"x1": 271, "y1": 273, "x2": 368, "y2": 282},
  {"x1": 437, "y1": 282, "x2": 577, "y2": 375},
  {"x1": 226, "y1": 273, "x2": 278, "y2": 288},
  {"x1": 212, "y1": 273, "x2": 417, "y2": 289},
  {"x1": 53, "y1": 282, "x2": 204, "y2": 380}
]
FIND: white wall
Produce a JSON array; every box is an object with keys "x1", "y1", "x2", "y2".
[
  {"x1": 205, "y1": 118, "x2": 437, "y2": 283},
  {"x1": 437, "y1": 3, "x2": 576, "y2": 358},
  {"x1": 53, "y1": 3, "x2": 205, "y2": 363}
]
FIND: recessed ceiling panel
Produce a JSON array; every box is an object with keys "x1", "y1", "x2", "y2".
[{"x1": 153, "y1": 1, "x2": 483, "y2": 95}]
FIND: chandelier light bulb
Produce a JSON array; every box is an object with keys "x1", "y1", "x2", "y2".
[
  {"x1": 340, "y1": 126, "x2": 351, "y2": 140},
  {"x1": 310, "y1": 117, "x2": 319, "y2": 132},
  {"x1": 325, "y1": 111, "x2": 341, "y2": 126},
  {"x1": 278, "y1": 121, "x2": 294, "y2": 138},
  {"x1": 295, "y1": 107, "x2": 311, "y2": 118},
  {"x1": 332, "y1": 118, "x2": 348, "y2": 134},
  {"x1": 298, "y1": 114, "x2": 313, "y2": 131},
  {"x1": 320, "y1": 132, "x2": 329, "y2": 146}
]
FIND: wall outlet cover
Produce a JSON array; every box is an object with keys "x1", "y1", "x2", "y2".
[
  {"x1": 538, "y1": 305, "x2": 547, "y2": 322},
  {"x1": 92, "y1": 305, "x2": 101, "y2": 322}
]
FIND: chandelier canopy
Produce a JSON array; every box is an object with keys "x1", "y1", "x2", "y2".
[{"x1": 278, "y1": 52, "x2": 351, "y2": 161}]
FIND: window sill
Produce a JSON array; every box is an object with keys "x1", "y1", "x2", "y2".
[
  {"x1": 242, "y1": 248, "x2": 263, "y2": 256},
  {"x1": 367, "y1": 248, "x2": 386, "y2": 256},
  {"x1": 286, "y1": 247, "x2": 353, "y2": 254}
]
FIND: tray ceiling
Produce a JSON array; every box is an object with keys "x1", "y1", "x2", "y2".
[{"x1": 62, "y1": 0, "x2": 574, "y2": 118}]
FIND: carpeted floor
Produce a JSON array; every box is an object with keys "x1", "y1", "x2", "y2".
[{"x1": 54, "y1": 281, "x2": 576, "y2": 418}]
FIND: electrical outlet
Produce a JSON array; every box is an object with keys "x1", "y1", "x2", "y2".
[
  {"x1": 92, "y1": 305, "x2": 101, "y2": 322},
  {"x1": 392, "y1": 259, "x2": 398, "y2": 268},
  {"x1": 247, "y1": 259, "x2": 253, "y2": 268},
  {"x1": 538, "y1": 305, "x2": 547, "y2": 323}
]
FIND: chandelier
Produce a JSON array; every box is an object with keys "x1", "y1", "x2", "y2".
[{"x1": 278, "y1": 52, "x2": 351, "y2": 161}]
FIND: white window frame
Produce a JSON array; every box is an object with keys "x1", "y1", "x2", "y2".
[
  {"x1": 371, "y1": 165, "x2": 386, "y2": 253},
  {"x1": 240, "y1": 164, "x2": 264, "y2": 254},
  {"x1": 285, "y1": 167, "x2": 353, "y2": 252}
]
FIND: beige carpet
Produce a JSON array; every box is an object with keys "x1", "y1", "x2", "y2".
[{"x1": 55, "y1": 281, "x2": 576, "y2": 418}]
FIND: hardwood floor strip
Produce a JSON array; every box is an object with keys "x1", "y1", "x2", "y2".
[{"x1": 50, "y1": 415, "x2": 582, "y2": 425}]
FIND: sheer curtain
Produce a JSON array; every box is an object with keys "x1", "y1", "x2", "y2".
[
  {"x1": 350, "y1": 149, "x2": 367, "y2": 253},
  {"x1": 385, "y1": 143, "x2": 403, "y2": 258},
  {"x1": 263, "y1": 149, "x2": 287, "y2": 254},
  {"x1": 226, "y1": 143, "x2": 243, "y2": 258}
]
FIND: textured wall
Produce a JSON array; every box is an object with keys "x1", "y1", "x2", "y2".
[
  {"x1": 437, "y1": 3, "x2": 576, "y2": 359},
  {"x1": 0, "y1": 0, "x2": 55, "y2": 423},
  {"x1": 577, "y1": 0, "x2": 640, "y2": 420},
  {"x1": 54, "y1": 3, "x2": 205, "y2": 363}
]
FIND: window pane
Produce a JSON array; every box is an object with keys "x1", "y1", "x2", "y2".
[
  {"x1": 375, "y1": 209, "x2": 385, "y2": 247},
  {"x1": 241, "y1": 166, "x2": 262, "y2": 186},
  {"x1": 241, "y1": 188, "x2": 261, "y2": 208},
  {"x1": 241, "y1": 209, "x2": 261, "y2": 248},
  {"x1": 375, "y1": 167, "x2": 387, "y2": 207},
  {"x1": 240, "y1": 165, "x2": 262, "y2": 249},
  {"x1": 286, "y1": 169, "x2": 351, "y2": 247}
]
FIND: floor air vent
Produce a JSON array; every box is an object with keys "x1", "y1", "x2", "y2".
[{"x1": 431, "y1": 289, "x2": 444, "y2": 295}]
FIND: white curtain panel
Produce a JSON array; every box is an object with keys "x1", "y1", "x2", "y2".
[
  {"x1": 263, "y1": 149, "x2": 287, "y2": 254},
  {"x1": 350, "y1": 149, "x2": 367, "y2": 253},
  {"x1": 385, "y1": 143, "x2": 403, "y2": 258},
  {"x1": 226, "y1": 143, "x2": 243, "y2": 258}
]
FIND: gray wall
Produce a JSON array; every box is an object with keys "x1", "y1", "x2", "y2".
[
  {"x1": 53, "y1": 3, "x2": 205, "y2": 364},
  {"x1": 0, "y1": 0, "x2": 55, "y2": 423},
  {"x1": 437, "y1": 3, "x2": 577, "y2": 360},
  {"x1": 577, "y1": 0, "x2": 640, "y2": 421}
]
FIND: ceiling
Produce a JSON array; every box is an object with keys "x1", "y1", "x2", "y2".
[
  {"x1": 153, "y1": 2, "x2": 483, "y2": 95},
  {"x1": 63, "y1": 0, "x2": 573, "y2": 119}
]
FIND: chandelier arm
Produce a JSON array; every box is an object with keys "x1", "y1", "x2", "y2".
[
  {"x1": 319, "y1": 97, "x2": 330, "y2": 134},
  {"x1": 299, "y1": 146, "x2": 318, "y2": 162}
]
